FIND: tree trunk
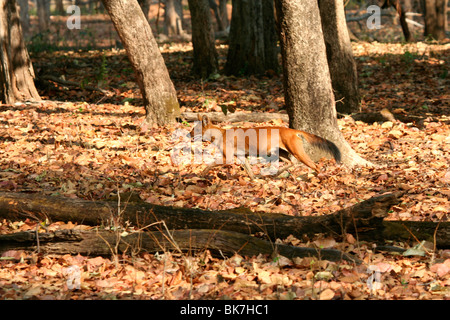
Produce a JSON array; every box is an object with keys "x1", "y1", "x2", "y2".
[
  {"x1": 188, "y1": 0, "x2": 218, "y2": 79},
  {"x1": 55, "y1": 0, "x2": 65, "y2": 16},
  {"x1": 0, "y1": 229, "x2": 360, "y2": 263},
  {"x1": 0, "y1": 191, "x2": 406, "y2": 244},
  {"x1": 398, "y1": 0, "x2": 413, "y2": 42},
  {"x1": 36, "y1": 0, "x2": 51, "y2": 32},
  {"x1": 421, "y1": 0, "x2": 447, "y2": 40},
  {"x1": 218, "y1": 0, "x2": 229, "y2": 30},
  {"x1": 1, "y1": 191, "x2": 447, "y2": 248},
  {"x1": 17, "y1": 0, "x2": 30, "y2": 33},
  {"x1": 209, "y1": 0, "x2": 224, "y2": 31},
  {"x1": 0, "y1": 0, "x2": 41, "y2": 104},
  {"x1": 262, "y1": 0, "x2": 279, "y2": 73},
  {"x1": 274, "y1": 0, "x2": 369, "y2": 168},
  {"x1": 101, "y1": 0, "x2": 180, "y2": 126},
  {"x1": 138, "y1": 0, "x2": 151, "y2": 19},
  {"x1": 225, "y1": 0, "x2": 278, "y2": 76},
  {"x1": 182, "y1": 111, "x2": 289, "y2": 123},
  {"x1": 318, "y1": 0, "x2": 360, "y2": 114},
  {"x1": 381, "y1": 0, "x2": 412, "y2": 42},
  {"x1": 164, "y1": 0, "x2": 185, "y2": 36}
]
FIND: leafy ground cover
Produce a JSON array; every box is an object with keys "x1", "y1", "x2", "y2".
[{"x1": 0, "y1": 14, "x2": 449, "y2": 300}]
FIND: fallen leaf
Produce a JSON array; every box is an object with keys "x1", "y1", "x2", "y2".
[
  {"x1": 430, "y1": 260, "x2": 450, "y2": 277},
  {"x1": 319, "y1": 288, "x2": 335, "y2": 300}
]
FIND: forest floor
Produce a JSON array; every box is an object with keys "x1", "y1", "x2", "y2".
[{"x1": 0, "y1": 12, "x2": 449, "y2": 300}]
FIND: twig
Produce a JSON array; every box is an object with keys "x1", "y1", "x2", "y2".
[
  {"x1": 405, "y1": 18, "x2": 424, "y2": 28},
  {"x1": 17, "y1": 210, "x2": 49, "y2": 254}
]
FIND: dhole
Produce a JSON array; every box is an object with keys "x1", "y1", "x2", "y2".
[{"x1": 190, "y1": 115, "x2": 341, "y2": 178}]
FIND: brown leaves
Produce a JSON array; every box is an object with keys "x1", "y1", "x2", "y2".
[
  {"x1": 1, "y1": 28, "x2": 449, "y2": 299},
  {"x1": 0, "y1": 219, "x2": 449, "y2": 300}
]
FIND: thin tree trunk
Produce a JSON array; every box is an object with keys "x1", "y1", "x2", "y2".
[
  {"x1": 101, "y1": 0, "x2": 180, "y2": 126},
  {"x1": 209, "y1": 0, "x2": 224, "y2": 31},
  {"x1": 275, "y1": 0, "x2": 369, "y2": 168},
  {"x1": 0, "y1": 0, "x2": 40, "y2": 104},
  {"x1": 36, "y1": 0, "x2": 50, "y2": 31},
  {"x1": 398, "y1": 0, "x2": 412, "y2": 41},
  {"x1": 17, "y1": 0, "x2": 30, "y2": 33},
  {"x1": 55, "y1": 0, "x2": 65, "y2": 16},
  {"x1": 262, "y1": 0, "x2": 279, "y2": 73},
  {"x1": 318, "y1": 0, "x2": 360, "y2": 114},
  {"x1": 188, "y1": 0, "x2": 219, "y2": 78},
  {"x1": 381, "y1": 0, "x2": 412, "y2": 42},
  {"x1": 218, "y1": 0, "x2": 229, "y2": 30}
]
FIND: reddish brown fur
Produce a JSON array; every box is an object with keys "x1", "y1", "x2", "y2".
[{"x1": 190, "y1": 115, "x2": 341, "y2": 175}]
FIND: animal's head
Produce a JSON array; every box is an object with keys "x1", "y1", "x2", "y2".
[{"x1": 189, "y1": 115, "x2": 219, "y2": 141}]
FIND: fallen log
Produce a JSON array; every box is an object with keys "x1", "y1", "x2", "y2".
[
  {"x1": 0, "y1": 191, "x2": 403, "y2": 243},
  {"x1": 181, "y1": 111, "x2": 289, "y2": 124},
  {"x1": 0, "y1": 229, "x2": 361, "y2": 264},
  {"x1": 0, "y1": 191, "x2": 448, "y2": 263}
]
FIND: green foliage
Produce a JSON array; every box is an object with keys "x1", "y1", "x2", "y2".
[
  {"x1": 27, "y1": 32, "x2": 59, "y2": 54},
  {"x1": 96, "y1": 53, "x2": 109, "y2": 84},
  {"x1": 402, "y1": 51, "x2": 418, "y2": 65}
]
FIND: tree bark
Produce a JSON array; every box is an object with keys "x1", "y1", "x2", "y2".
[
  {"x1": 218, "y1": 0, "x2": 229, "y2": 30},
  {"x1": 55, "y1": 0, "x2": 65, "y2": 16},
  {"x1": 421, "y1": 0, "x2": 447, "y2": 40},
  {"x1": 101, "y1": 0, "x2": 180, "y2": 126},
  {"x1": 0, "y1": 229, "x2": 361, "y2": 263},
  {"x1": 318, "y1": 0, "x2": 360, "y2": 114},
  {"x1": 164, "y1": 0, "x2": 185, "y2": 36},
  {"x1": 225, "y1": 0, "x2": 278, "y2": 76},
  {"x1": 0, "y1": 0, "x2": 40, "y2": 104},
  {"x1": 138, "y1": 0, "x2": 151, "y2": 19},
  {"x1": 17, "y1": 0, "x2": 30, "y2": 33},
  {"x1": 0, "y1": 191, "x2": 406, "y2": 242},
  {"x1": 208, "y1": 0, "x2": 224, "y2": 31},
  {"x1": 36, "y1": 0, "x2": 50, "y2": 31},
  {"x1": 275, "y1": 0, "x2": 369, "y2": 168},
  {"x1": 0, "y1": 191, "x2": 447, "y2": 249},
  {"x1": 182, "y1": 111, "x2": 289, "y2": 123},
  {"x1": 188, "y1": 0, "x2": 219, "y2": 78}
]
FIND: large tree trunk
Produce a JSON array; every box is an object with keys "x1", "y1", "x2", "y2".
[
  {"x1": 318, "y1": 0, "x2": 360, "y2": 114},
  {"x1": 274, "y1": 0, "x2": 369, "y2": 168},
  {"x1": 0, "y1": 0, "x2": 40, "y2": 104},
  {"x1": 225, "y1": 0, "x2": 278, "y2": 76},
  {"x1": 421, "y1": 0, "x2": 447, "y2": 40},
  {"x1": 188, "y1": 0, "x2": 218, "y2": 78},
  {"x1": 101, "y1": 0, "x2": 180, "y2": 126}
]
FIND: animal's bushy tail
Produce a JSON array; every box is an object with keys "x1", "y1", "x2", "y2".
[{"x1": 301, "y1": 132, "x2": 341, "y2": 164}]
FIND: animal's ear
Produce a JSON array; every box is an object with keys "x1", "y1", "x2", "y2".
[{"x1": 201, "y1": 115, "x2": 210, "y2": 127}]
